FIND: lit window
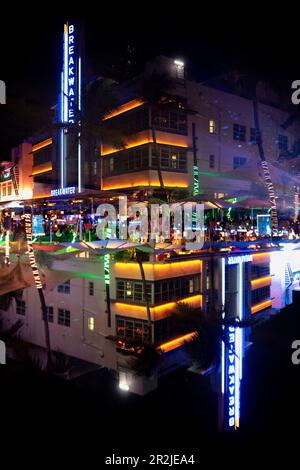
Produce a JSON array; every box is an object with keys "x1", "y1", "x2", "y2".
[
  {"x1": 88, "y1": 317, "x2": 95, "y2": 331},
  {"x1": 209, "y1": 120, "x2": 216, "y2": 134},
  {"x1": 45, "y1": 306, "x2": 54, "y2": 323}
]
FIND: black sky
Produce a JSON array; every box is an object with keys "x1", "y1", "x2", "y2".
[{"x1": 0, "y1": 7, "x2": 300, "y2": 156}]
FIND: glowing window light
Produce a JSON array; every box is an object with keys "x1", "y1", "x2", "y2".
[{"x1": 174, "y1": 59, "x2": 184, "y2": 67}]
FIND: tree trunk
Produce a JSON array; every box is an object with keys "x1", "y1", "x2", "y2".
[{"x1": 253, "y1": 96, "x2": 278, "y2": 230}]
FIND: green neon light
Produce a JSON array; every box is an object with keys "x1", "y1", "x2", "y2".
[{"x1": 193, "y1": 164, "x2": 199, "y2": 196}]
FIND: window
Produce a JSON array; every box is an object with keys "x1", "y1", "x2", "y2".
[
  {"x1": 250, "y1": 127, "x2": 259, "y2": 144},
  {"x1": 58, "y1": 308, "x2": 70, "y2": 327},
  {"x1": 209, "y1": 120, "x2": 216, "y2": 134},
  {"x1": 103, "y1": 146, "x2": 149, "y2": 176},
  {"x1": 88, "y1": 282, "x2": 94, "y2": 296},
  {"x1": 16, "y1": 299, "x2": 26, "y2": 315},
  {"x1": 153, "y1": 275, "x2": 200, "y2": 304},
  {"x1": 57, "y1": 280, "x2": 70, "y2": 294},
  {"x1": 209, "y1": 154, "x2": 215, "y2": 169},
  {"x1": 174, "y1": 61, "x2": 185, "y2": 80},
  {"x1": 45, "y1": 306, "x2": 54, "y2": 323},
  {"x1": 233, "y1": 156, "x2": 247, "y2": 169},
  {"x1": 88, "y1": 317, "x2": 95, "y2": 331},
  {"x1": 278, "y1": 134, "x2": 288, "y2": 151},
  {"x1": 233, "y1": 124, "x2": 246, "y2": 141},
  {"x1": 116, "y1": 316, "x2": 150, "y2": 343},
  {"x1": 7, "y1": 182, "x2": 12, "y2": 196},
  {"x1": 251, "y1": 264, "x2": 270, "y2": 279}
]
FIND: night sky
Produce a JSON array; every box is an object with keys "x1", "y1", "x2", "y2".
[{"x1": 0, "y1": 8, "x2": 299, "y2": 157}]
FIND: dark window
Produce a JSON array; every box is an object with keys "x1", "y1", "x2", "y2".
[
  {"x1": 57, "y1": 280, "x2": 70, "y2": 294},
  {"x1": 233, "y1": 156, "x2": 247, "y2": 169},
  {"x1": 103, "y1": 145, "x2": 187, "y2": 176},
  {"x1": 16, "y1": 299, "x2": 26, "y2": 315},
  {"x1": 233, "y1": 124, "x2": 246, "y2": 142},
  {"x1": 58, "y1": 308, "x2": 70, "y2": 327},
  {"x1": 154, "y1": 318, "x2": 172, "y2": 342},
  {"x1": 209, "y1": 154, "x2": 215, "y2": 169},
  {"x1": 278, "y1": 134, "x2": 288, "y2": 151},
  {"x1": 33, "y1": 145, "x2": 52, "y2": 166},
  {"x1": 89, "y1": 282, "x2": 94, "y2": 296},
  {"x1": 116, "y1": 275, "x2": 200, "y2": 305}
]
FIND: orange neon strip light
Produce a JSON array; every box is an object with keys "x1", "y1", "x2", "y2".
[
  {"x1": 159, "y1": 331, "x2": 197, "y2": 353},
  {"x1": 32, "y1": 163, "x2": 53, "y2": 175},
  {"x1": 251, "y1": 299, "x2": 272, "y2": 314},
  {"x1": 102, "y1": 99, "x2": 145, "y2": 121},
  {"x1": 250, "y1": 276, "x2": 272, "y2": 290},
  {"x1": 114, "y1": 295, "x2": 202, "y2": 318},
  {"x1": 32, "y1": 138, "x2": 53, "y2": 152}
]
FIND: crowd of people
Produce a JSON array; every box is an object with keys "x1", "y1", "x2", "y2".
[{"x1": 1, "y1": 208, "x2": 300, "y2": 244}]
